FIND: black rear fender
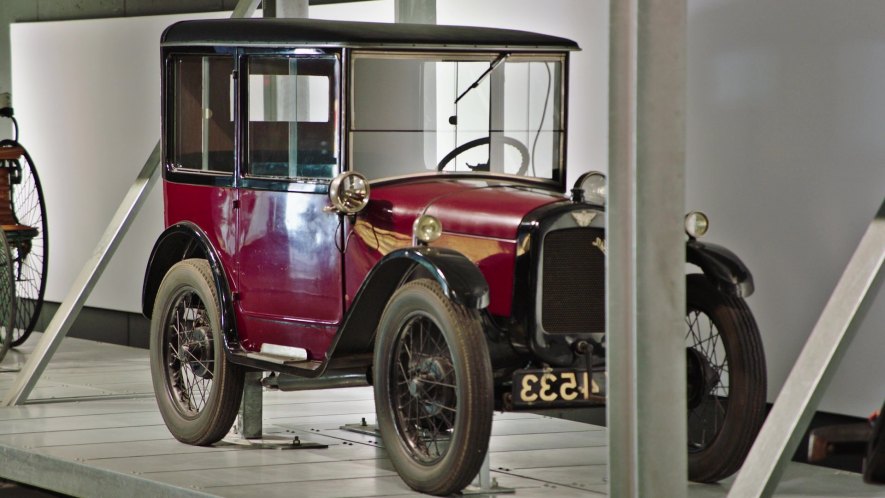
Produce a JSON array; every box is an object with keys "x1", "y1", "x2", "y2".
[{"x1": 142, "y1": 222, "x2": 240, "y2": 349}]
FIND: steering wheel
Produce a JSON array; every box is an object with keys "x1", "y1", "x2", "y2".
[{"x1": 436, "y1": 136, "x2": 530, "y2": 175}]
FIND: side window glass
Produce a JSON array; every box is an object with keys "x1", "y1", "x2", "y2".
[
  {"x1": 247, "y1": 56, "x2": 338, "y2": 180},
  {"x1": 170, "y1": 55, "x2": 234, "y2": 173}
]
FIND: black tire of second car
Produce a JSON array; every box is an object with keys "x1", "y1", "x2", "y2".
[{"x1": 686, "y1": 274, "x2": 767, "y2": 482}]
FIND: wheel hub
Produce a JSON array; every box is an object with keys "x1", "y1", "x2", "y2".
[
  {"x1": 179, "y1": 326, "x2": 213, "y2": 378},
  {"x1": 404, "y1": 356, "x2": 452, "y2": 419},
  {"x1": 686, "y1": 347, "x2": 720, "y2": 409}
]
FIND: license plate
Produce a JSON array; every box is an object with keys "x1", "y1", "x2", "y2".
[{"x1": 511, "y1": 368, "x2": 605, "y2": 409}]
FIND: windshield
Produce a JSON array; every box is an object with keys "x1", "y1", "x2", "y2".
[{"x1": 349, "y1": 51, "x2": 565, "y2": 184}]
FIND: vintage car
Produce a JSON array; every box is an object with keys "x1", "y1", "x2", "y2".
[{"x1": 143, "y1": 18, "x2": 767, "y2": 495}]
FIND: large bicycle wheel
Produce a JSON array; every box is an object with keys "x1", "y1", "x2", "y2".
[
  {"x1": 0, "y1": 140, "x2": 48, "y2": 348},
  {"x1": 0, "y1": 230, "x2": 14, "y2": 362}
]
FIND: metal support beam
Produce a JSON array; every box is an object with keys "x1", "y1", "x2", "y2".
[
  {"x1": 728, "y1": 199, "x2": 885, "y2": 497},
  {"x1": 237, "y1": 372, "x2": 264, "y2": 439},
  {"x1": 1, "y1": 0, "x2": 261, "y2": 407},
  {"x1": 394, "y1": 0, "x2": 435, "y2": 24},
  {"x1": 263, "y1": 0, "x2": 308, "y2": 19},
  {"x1": 232, "y1": 0, "x2": 261, "y2": 19},
  {"x1": 607, "y1": 0, "x2": 687, "y2": 496}
]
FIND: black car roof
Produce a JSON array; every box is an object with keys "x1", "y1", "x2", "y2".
[{"x1": 161, "y1": 18, "x2": 579, "y2": 51}]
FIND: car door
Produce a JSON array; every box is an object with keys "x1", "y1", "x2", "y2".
[{"x1": 235, "y1": 50, "x2": 343, "y2": 360}]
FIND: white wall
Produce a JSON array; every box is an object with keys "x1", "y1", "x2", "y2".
[
  {"x1": 10, "y1": 0, "x2": 883, "y2": 417},
  {"x1": 686, "y1": 0, "x2": 885, "y2": 416}
]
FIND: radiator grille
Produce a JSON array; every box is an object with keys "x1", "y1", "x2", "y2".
[{"x1": 541, "y1": 228, "x2": 605, "y2": 334}]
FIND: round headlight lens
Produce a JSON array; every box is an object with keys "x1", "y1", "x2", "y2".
[
  {"x1": 328, "y1": 171, "x2": 370, "y2": 214},
  {"x1": 575, "y1": 172, "x2": 607, "y2": 205},
  {"x1": 684, "y1": 211, "x2": 710, "y2": 238},
  {"x1": 413, "y1": 215, "x2": 443, "y2": 244}
]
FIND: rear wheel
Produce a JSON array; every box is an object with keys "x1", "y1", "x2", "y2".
[
  {"x1": 374, "y1": 279, "x2": 493, "y2": 496},
  {"x1": 0, "y1": 140, "x2": 48, "y2": 348},
  {"x1": 686, "y1": 274, "x2": 767, "y2": 482},
  {"x1": 149, "y1": 259, "x2": 244, "y2": 445}
]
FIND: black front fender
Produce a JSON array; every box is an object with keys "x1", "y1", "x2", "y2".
[
  {"x1": 327, "y1": 246, "x2": 489, "y2": 359},
  {"x1": 686, "y1": 239, "x2": 755, "y2": 298},
  {"x1": 390, "y1": 247, "x2": 490, "y2": 309}
]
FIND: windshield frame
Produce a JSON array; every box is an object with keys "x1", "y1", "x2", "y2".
[{"x1": 345, "y1": 49, "x2": 569, "y2": 192}]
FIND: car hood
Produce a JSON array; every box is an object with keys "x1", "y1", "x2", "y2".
[{"x1": 363, "y1": 177, "x2": 567, "y2": 240}]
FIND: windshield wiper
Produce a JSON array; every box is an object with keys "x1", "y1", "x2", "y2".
[{"x1": 454, "y1": 52, "x2": 510, "y2": 105}]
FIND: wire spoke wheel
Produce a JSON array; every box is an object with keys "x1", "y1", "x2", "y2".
[
  {"x1": 392, "y1": 314, "x2": 457, "y2": 464},
  {"x1": 149, "y1": 259, "x2": 243, "y2": 445},
  {"x1": 0, "y1": 139, "x2": 48, "y2": 348},
  {"x1": 0, "y1": 231, "x2": 15, "y2": 363},
  {"x1": 164, "y1": 289, "x2": 215, "y2": 416},
  {"x1": 686, "y1": 309, "x2": 729, "y2": 452},
  {"x1": 375, "y1": 279, "x2": 492, "y2": 496},
  {"x1": 685, "y1": 274, "x2": 766, "y2": 483}
]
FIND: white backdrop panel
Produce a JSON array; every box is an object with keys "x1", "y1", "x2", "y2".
[{"x1": 687, "y1": 0, "x2": 885, "y2": 417}]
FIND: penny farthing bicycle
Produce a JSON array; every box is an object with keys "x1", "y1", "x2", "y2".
[{"x1": 0, "y1": 110, "x2": 49, "y2": 352}]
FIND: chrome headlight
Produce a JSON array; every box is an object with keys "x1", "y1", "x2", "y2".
[
  {"x1": 573, "y1": 171, "x2": 606, "y2": 205},
  {"x1": 328, "y1": 171, "x2": 370, "y2": 214},
  {"x1": 684, "y1": 211, "x2": 709, "y2": 238},
  {"x1": 413, "y1": 214, "x2": 442, "y2": 245}
]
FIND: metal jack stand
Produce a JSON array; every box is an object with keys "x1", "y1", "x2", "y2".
[
  {"x1": 463, "y1": 452, "x2": 515, "y2": 495},
  {"x1": 227, "y1": 371, "x2": 327, "y2": 450},
  {"x1": 236, "y1": 371, "x2": 264, "y2": 439},
  {"x1": 339, "y1": 419, "x2": 512, "y2": 494},
  {"x1": 340, "y1": 417, "x2": 379, "y2": 436}
]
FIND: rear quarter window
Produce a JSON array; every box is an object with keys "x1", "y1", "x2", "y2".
[{"x1": 169, "y1": 54, "x2": 235, "y2": 174}]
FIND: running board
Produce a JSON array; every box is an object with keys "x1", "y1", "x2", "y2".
[{"x1": 243, "y1": 352, "x2": 322, "y2": 370}]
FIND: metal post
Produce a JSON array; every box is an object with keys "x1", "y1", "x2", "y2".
[
  {"x1": 394, "y1": 0, "x2": 436, "y2": 24},
  {"x1": 728, "y1": 199, "x2": 885, "y2": 498},
  {"x1": 232, "y1": 0, "x2": 261, "y2": 19},
  {"x1": 237, "y1": 371, "x2": 264, "y2": 439},
  {"x1": 1, "y1": 0, "x2": 261, "y2": 407},
  {"x1": 263, "y1": 0, "x2": 309, "y2": 19},
  {"x1": 607, "y1": 0, "x2": 687, "y2": 496}
]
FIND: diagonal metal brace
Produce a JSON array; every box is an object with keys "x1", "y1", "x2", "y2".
[
  {"x1": 1, "y1": 0, "x2": 261, "y2": 407},
  {"x1": 728, "y1": 197, "x2": 885, "y2": 497}
]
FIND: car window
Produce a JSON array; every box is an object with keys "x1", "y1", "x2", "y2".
[
  {"x1": 350, "y1": 52, "x2": 564, "y2": 182},
  {"x1": 246, "y1": 55, "x2": 338, "y2": 180},
  {"x1": 170, "y1": 54, "x2": 235, "y2": 174}
]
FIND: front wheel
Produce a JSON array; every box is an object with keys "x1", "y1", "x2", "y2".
[
  {"x1": 374, "y1": 279, "x2": 493, "y2": 496},
  {"x1": 149, "y1": 258, "x2": 244, "y2": 445},
  {"x1": 686, "y1": 274, "x2": 767, "y2": 482}
]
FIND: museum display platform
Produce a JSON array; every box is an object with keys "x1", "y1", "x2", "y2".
[{"x1": 0, "y1": 334, "x2": 879, "y2": 498}]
